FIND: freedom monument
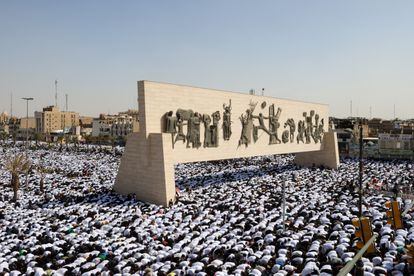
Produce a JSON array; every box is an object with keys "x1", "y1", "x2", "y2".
[{"x1": 115, "y1": 81, "x2": 339, "y2": 206}]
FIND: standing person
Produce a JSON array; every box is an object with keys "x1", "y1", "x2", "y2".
[{"x1": 393, "y1": 183, "x2": 399, "y2": 200}]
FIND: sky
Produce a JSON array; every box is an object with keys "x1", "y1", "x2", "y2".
[{"x1": 1, "y1": 1, "x2": 413, "y2": 119}]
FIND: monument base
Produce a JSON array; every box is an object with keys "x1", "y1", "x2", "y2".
[
  {"x1": 114, "y1": 132, "x2": 175, "y2": 206},
  {"x1": 294, "y1": 131, "x2": 339, "y2": 169},
  {"x1": 115, "y1": 131, "x2": 339, "y2": 207}
]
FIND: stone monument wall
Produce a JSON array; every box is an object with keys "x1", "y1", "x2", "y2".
[{"x1": 115, "y1": 81, "x2": 339, "y2": 205}]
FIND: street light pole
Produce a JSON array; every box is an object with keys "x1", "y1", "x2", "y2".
[
  {"x1": 282, "y1": 181, "x2": 286, "y2": 232},
  {"x1": 358, "y1": 120, "x2": 363, "y2": 218},
  {"x1": 21, "y1": 98, "x2": 34, "y2": 154},
  {"x1": 22, "y1": 97, "x2": 34, "y2": 188}
]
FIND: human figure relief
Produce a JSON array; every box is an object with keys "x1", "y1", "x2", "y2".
[
  {"x1": 222, "y1": 100, "x2": 232, "y2": 141},
  {"x1": 187, "y1": 112, "x2": 202, "y2": 149},
  {"x1": 284, "y1": 118, "x2": 296, "y2": 143},
  {"x1": 268, "y1": 104, "x2": 282, "y2": 145}
]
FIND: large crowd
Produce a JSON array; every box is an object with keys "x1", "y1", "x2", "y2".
[{"x1": 0, "y1": 142, "x2": 413, "y2": 275}]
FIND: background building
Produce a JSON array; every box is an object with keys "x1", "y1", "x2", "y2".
[
  {"x1": 35, "y1": 106, "x2": 79, "y2": 134},
  {"x1": 379, "y1": 133, "x2": 414, "y2": 159},
  {"x1": 16, "y1": 117, "x2": 36, "y2": 140},
  {"x1": 92, "y1": 110, "x2": 139, "y2": 139},
  {"x1": 79, "y1": 116, "x2": 94, "y2": 137},
  {"x1": 332, "y1": 116, "x2": 414, "y2": 159},
  {"x1": 0, "y1": 112, "x2": 9, "y2": 125},
  {"x1": 0, "y1": 112, "x2": 10, "y2": 136}
]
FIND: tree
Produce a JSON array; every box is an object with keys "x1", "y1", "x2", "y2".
[
  {"x1": 110, "y1": 136, "x2": 116, "y2": 149},
  {"x1": 33, "y1": 133, "x2": 44, "y2": 148},
  {"x1": 57, "y1": 136, "x2": 64, "y2": 151},
  {"x1": 5, "y1": 154, "x2": 30, "y2": 202},
  {"x1": 0, "y1": 132, "x2": 7, "y2": 145},
  {"x1": 98, "y1": 134, "x2": 103, "y2": 149},
  {"x1": 72, "y1": 136, "x2": 79, "y2": 151},
  {"x1": 37, "y1": 163, "x2": 48, "y2": 194}
]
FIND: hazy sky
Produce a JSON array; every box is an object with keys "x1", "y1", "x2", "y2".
[{"x1": 1, "y1": 1, "x2": 413, "y2": 119}]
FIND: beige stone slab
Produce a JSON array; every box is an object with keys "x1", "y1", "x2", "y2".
[{"x1": 115, "y1": 81, "x2": 340, "y2": 206}]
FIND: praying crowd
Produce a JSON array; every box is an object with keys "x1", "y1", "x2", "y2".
[{"x1": 0, "y1": 142, "x2": 413, "y2": 275}]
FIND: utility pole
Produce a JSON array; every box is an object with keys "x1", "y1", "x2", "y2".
[
  {"x1": 358, "y1": 119, "x2": 363, "y2": 218},
  {"x1": 65, "y1": 94, "x2": 68, "y2": 112},
  {"x1": 21, "y1": 98, "x2": 34, "y2": 152},
  {"x1": 393, "y1": 104, "x2": 396, "y2": 119},
  {"x1": 22, "y1": 97, "x2": 34, "y2": 187},
  {"x1": 64, "y1": 93, "x2": 69, "y2": 147},
  {"x1": 10, "y1": 92, "x2": 13, "y2": 117},
  {"x1": 55, "y1": 80, "x2": 58, "y2": 107},
  {"x1": 282, "y1": 181, "x2": 286, "y2": 231}
]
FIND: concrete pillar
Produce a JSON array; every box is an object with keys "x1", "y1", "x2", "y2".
[
  {"x1": 114, "y1": 132, "x2": 175, "y2": 206},
  {"x1": 294, "y1": 131, "x2": 339, "y2": 169}
]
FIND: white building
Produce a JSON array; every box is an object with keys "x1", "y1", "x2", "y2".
[
  {"x1": 379, "y1": 133, "x2": 414, "y2": 159},
  {"x1": 92, "y1": 112, "x2": 139, "y2": 138}
]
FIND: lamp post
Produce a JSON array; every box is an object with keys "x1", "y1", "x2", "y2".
[
  {"x1": 358, "y1": 120, "x2": 363, "y2": 218},
  {"x1": 21, "y1": 97, "x2": 34, "y2": 154},
  {"x1": 282, "y1": 181, "x2": 286, "y2": 231},
  {"x1": 22, "y1": 97, "x2": 34, "y2": 188},
  {"x1": 343, "y1": 119, "x2": 364, "y2": 218}
]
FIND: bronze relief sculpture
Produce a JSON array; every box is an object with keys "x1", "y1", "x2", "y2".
[
  {"x1": 187, "y1": 112, "x2": 202, "y2": 148},
  {"x1": 238, "y1": 101, "x2": 257, "y2": 147},
  {"x1": 268, "y1": 104, "x2": 282, "y2": 145},
  {"x1": 284, "y1": 118, "x2": 296, "y2": 143},
  {"x1": 162, "y1": 101, "x2": 324, "y2": 149},
  {"x1": 222, "y1": 100, "x2": 232, "y2": 141}
]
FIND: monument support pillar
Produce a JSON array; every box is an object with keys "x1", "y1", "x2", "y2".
[
  {"x1": 114, "y1": 132, "x2": 176, "y2": 206},
  {"x1": 294, "y1": 131, "x2": 339, "y2": 169}
]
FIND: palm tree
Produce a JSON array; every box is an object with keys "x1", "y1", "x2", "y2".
[
  {"x1": 5, "y1": 154, "x2": 30, "y2": 202},
  {"x1": 72, "y1": 136, "x2": 79, "y2": 151},
  {"x1": 0, "y1": 132, "x2": 7, "y2": 145},
  {"x1": 34, "y1": 133, "x2": 43, "y2": 148},
  {"x1": 37, "y1": 165, "x2": 47, "y2": 194}
]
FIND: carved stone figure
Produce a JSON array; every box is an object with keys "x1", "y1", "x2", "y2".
[
  {"x1": 238, "y1": 101, "x2": 257, "y2": 147},
  {"x1": 210, "y1": 111, "x2": 220, "y2": 147},
  {"x1": 313, "y1": 115, "x2": 324, "y2": 143},
  {"x1": 296, "y1": 120, "x2": 305, "y2": 144},
  {"x1": 252, "y1": 113, "x2": 270, "y2": 142},
  {"x1": 254, "y1": 113, "x2": 270, "y2": 133},
  {"x1": 239, "y1": 111, "x2": 251, "y2": 147},
  {"x1": 297, "y1": 110, "x2": 323, "y2": 144},
  {"x1": 304, "y1": 111, "x2": 314, "y2": 144},
  {"x1": 174, "y1": 112, "x2": 186, "y2": 144},
  {"x1": 186, "y1": 112, "x2": 202, "y2": 148},
  {"x1": 176, "y1": 109, "x2": 194, "y2": 121},
  {"x1": 284, "y1": 118, "x2": 296, "y2": 143},
  {"x1": 164, "y1": 111, "x2": 177, "y2": 133},
  {"x1": 222, "y1": 100, "x2": 232, "y2": 141},
  {"x1": 317, "y1": 118, "x2": 325, "y2": 143},
  {"x1": 312, "y1": 114, "x2": 319, "y2": 143},
  {"x1": 202, "y1": 114, "x2": 212, "y2": 147},
  {"x1": 261, "y1": 101, "x2": 267, "y2": 109},
  {"x1": 202, "y1": 111, "x2": 221, "y2": 148},
  {"x1": 282, "y1": 130, "x2": 290, "y2": 143},
  {"x1": 268, "y1": 104, "x2": 282, "y2": 145},
  {"x1": 212, "y1": 111, "x2": 220, "y2": 126}
]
